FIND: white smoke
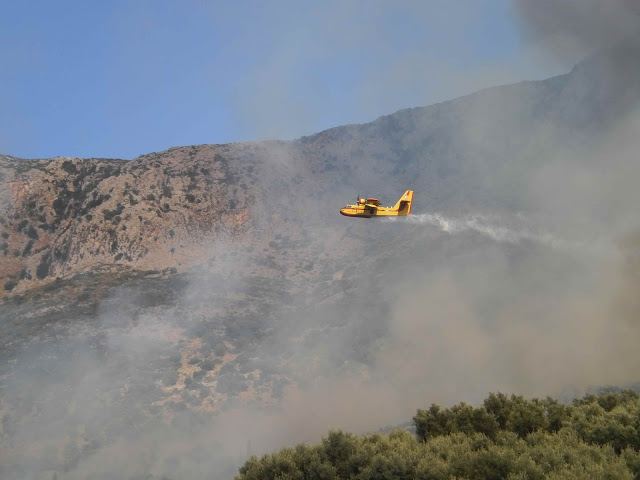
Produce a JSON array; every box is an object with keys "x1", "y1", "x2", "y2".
[{"x1": 386, "y1": 211, "x2": 588, "y2": 251}]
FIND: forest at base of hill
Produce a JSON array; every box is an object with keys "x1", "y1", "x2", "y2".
[{"x1": 236, "y1": 390, "x2": 640, "y2": 480}]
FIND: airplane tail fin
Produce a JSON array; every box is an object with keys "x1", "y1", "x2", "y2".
[{"x1": 393, "y1": 190, "x2": 413, "y2": 216}]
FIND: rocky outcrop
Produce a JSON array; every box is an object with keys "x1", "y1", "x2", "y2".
[{"x1": 0, "y1": 146, "x2": 256, "y2": 296}]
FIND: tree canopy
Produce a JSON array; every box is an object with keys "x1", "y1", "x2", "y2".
[{"x1": 236, "y1": 390, "x2": 640, "y2": 480}]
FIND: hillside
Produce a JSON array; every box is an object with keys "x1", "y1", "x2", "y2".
[
  {"x1": 1, "y1": 43, "x2": 640, "y2": 479},
  {"x1": 2, "y1": 44, "x2": 640, "y2": 299}
]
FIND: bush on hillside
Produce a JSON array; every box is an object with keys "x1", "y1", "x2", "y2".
[{"x1": 236, "y1": 390, "x2": 640, "y2": 480}]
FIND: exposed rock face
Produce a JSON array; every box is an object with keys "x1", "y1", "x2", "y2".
[{"x1": 0, "y1": 146, "x2": 257, "y2": 296}]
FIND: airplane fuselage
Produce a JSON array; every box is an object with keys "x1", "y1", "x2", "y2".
[
  {"x1": 339, "y1": 205, "x2": 406, "y2": 217},
  {"x1": 339, "y1": 190, "x2": 414, "y2": 218}
]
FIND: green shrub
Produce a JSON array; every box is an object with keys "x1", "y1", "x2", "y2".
[{"x1": 237, "y1": 391, "x2": 640, "y2": 480}]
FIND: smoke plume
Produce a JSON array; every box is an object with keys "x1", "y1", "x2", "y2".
[{"x1": 515, "y1": 0, "x2": 640, "y2": 61}]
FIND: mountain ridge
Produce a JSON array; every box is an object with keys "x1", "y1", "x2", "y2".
[{"x1": 2, "y1": 42, "x2": 639, "y2": 299}]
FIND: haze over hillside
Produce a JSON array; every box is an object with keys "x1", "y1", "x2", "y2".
[
  {"x1": 1, "y1": 38, "x2": 640, "y2": 479},
  {"x1": 3, "y1": 39, "x2": 640, "y2": 296}
]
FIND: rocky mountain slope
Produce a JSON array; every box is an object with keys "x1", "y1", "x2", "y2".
[
  {"x1": 3, "y1": 44, "x2": 639, "y2": 299},
  {"x1": 0, "y1": 146, "x2": 254, "y2": 296},
  {"x1": 1, "y1": 44, "x2": 640, "y2": 479}
]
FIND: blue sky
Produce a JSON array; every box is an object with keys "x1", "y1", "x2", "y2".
[{"x1": 0, "y1": 0, "x2": 562, "y2": 159}]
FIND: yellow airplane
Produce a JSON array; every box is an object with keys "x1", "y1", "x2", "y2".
[{"x1": 340, "y1": 190, "x2": 414, "y2": 218}]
